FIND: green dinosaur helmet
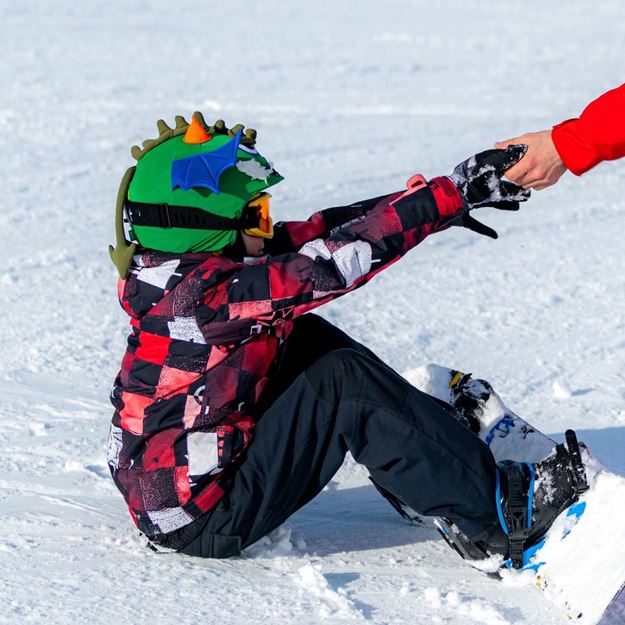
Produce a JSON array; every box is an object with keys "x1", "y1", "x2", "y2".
[{"x1": 109, "y1": 112, "x2": 284, "y2": 277}]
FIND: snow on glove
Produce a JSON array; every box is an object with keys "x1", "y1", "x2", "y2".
[{"x1": 449, "y1": 145, "x2": 531, "y2": 239}]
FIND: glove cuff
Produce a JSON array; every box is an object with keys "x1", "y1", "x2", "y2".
[{"x1": 429, "y1": 176, "x2": 466, "y2": 218}]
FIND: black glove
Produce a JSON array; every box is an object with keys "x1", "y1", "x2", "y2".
[{"x1": 449, "y1": 145, "x2": 531, "y2": 239}]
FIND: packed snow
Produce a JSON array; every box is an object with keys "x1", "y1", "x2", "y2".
[{"x1": 1, "y1": 1, "x2": 624, "y2": 624}]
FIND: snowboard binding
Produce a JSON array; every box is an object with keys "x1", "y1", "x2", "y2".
[
  {"x1": 448, "y1": 370, "x2": 487, "y2": 435},
  {"x1": 436, "y1": 429, "x2": 589, "y2": 569}
]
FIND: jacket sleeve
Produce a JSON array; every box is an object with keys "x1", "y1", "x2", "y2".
[
  {"x1": 218, "y1": 177, "x2": 464, "y2": 324},
  {"x1": 264, "y1": 194, "x2": 391, "y2": 255},
  {"x1": 552, "y1": 83, "x2": 625, "y2": 176}
]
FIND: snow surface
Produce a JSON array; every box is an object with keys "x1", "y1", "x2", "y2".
[{"x1": 1, "y1": 1, "x2": 625, "y2": 624}]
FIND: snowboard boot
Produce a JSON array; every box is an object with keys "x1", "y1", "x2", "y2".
[{"x1": 436, "y1": 429, "x2": 589, "y2": 569}]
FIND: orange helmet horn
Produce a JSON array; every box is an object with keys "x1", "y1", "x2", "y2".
[{"x1": 183, "y1": 115, "x2": 212, "y2": 144}]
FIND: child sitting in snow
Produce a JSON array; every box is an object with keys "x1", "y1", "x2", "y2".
[{"x1": 107, "y1": 112, "x2": 585, "y2": 564}]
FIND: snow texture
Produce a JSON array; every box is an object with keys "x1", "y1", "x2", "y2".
[
  {"x1": 2, "y1": 1, "x2": 625, "y2": 625},
  {"x1": 236, "y1": 158, "x2": 274, "y2": 181}
]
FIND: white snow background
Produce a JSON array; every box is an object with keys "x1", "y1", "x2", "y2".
[{"x1": 1, "y1": 1, "x2": 624, "y2": 624}]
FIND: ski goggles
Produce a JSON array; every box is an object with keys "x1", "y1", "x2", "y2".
[{"x1": 242, "y1": 192, "x2": 274, "y2": 239}]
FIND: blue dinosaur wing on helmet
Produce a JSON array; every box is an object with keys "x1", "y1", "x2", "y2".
[{"x1": 170, "y1": 130, "x2": 242, "y2": 194}]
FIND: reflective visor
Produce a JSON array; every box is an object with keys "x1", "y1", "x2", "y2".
[{"x1": 242, "y1": 193, "x2": 274, "y2": 239}]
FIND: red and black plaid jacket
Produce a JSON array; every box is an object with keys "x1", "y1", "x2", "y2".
[{"x1": 107, "y1": 176, "x2": 464, "y2": 535}]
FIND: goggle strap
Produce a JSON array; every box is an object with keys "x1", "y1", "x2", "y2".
[{"x1": 126, "y1": 199, "x2": 249, "y2": 231}]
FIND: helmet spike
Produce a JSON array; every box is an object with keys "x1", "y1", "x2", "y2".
[
  {"x1": 192, "y1": 111, "x2": 208, "y2": 128},
  {"x1": 129, "y1": 112, "x2": 262, "y2": 161},
  {"x1": 175, "y1": 115, "x2": 189, "y2": 129},
  {"x1": 241, "y1": 129, "x2": 257, "y2": 148},
  {"x1": 156, "y1": 119, "x2": 172, "y2": 135}
]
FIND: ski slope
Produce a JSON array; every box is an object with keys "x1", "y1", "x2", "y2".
[{"x1": 1, "y1": 1, "x2": 624, "y2": 624}]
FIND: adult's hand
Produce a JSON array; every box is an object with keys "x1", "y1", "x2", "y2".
[{"x1": 494, "y1": 130, "x2": 567, "y2": 190}]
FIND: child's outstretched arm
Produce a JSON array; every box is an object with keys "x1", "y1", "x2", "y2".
[
  {"x1": 264, "y1": 194, "x2": 392, "y2": 256},
  {"x1": 265, "y1": 146, "x2": 529, "y2": 254},
  {"x1": 202, "y1": 147, "x2": 529, "y2": 329}
]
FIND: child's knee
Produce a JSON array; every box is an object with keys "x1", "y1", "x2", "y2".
[{"x1": 304, "y1": 348, "x2": 368, "y2": 394}]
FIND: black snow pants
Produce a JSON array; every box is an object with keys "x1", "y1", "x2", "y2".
[{"x1": 151, "y1": 314, "x2": 499, "y2": 558}]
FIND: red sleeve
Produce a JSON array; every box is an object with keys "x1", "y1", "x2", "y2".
[
  {"x1": 217, "y1": 177, "x2": 464, "y2": 323},
  {"x1": 551, "y1": 83, "x2": 625, "y2": 176},
  {"x1": 265, "y1": 193, "x2": 396, "y2": 255}
]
